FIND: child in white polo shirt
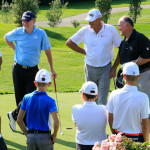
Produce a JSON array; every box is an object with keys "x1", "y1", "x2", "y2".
[{"x1": 72, "y1": 81, "x2": 107, "y2": 150}]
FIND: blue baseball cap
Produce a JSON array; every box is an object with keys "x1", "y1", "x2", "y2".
[{"x1": 21, "y1": 11, "x2": 35, "y2": 22}]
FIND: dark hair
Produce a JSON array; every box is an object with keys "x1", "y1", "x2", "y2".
[
  {"x1": 84, "y1": 93, "x2": 97, "y2": 99},
  {"x1": 123, "y1": 16, "x2": 134, "y2": 27},
  {"x1": 37, "y1": 82, "x2": 48, "y2": 87},
  {"x1": 125, "y1": 75, "x2": 139, "y2": 81}
]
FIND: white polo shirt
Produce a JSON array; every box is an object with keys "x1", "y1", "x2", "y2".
[
  {"x1": 72, "y1": 101, "x2": 107, "y2": 145},
  {"x1": 0, "y1": 51, "x2": 2, "y2": 57},
  {"x1": 106, "y1": 85, "x2": 149, "y2": 133},
  {"x1": 70, "y1": 24, "x2": 121, "y2": 67}
]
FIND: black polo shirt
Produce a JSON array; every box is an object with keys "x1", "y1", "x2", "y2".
[{"x1": 119, "y1": 29, "x2": 150, "y2": 71}]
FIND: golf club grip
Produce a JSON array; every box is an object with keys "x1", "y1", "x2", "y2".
[{"x1": 54, "y1": 79, "x2": 57, "y2": 92}]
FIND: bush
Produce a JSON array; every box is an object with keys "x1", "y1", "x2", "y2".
[
  {"x1": 71, "y1": 20, "x2": 80, "y2": 28},
  {"x1": 10, "y1": 0, "x2": 39, "y2": 26},
  {"x1": 46, "y1": 0, "x2": 68, "y2": 27},
  {"x1": 95, "y1": 0, "x2": 112, "y2": 23},
  {"x1": 129, "y1": 0, "x2": 142, "y2": 23},
  {"x1": 1, "y1": 0, "x2": 12, "y2": 23}
]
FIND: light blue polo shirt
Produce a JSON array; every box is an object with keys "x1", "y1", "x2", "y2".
[
  {"x1": 6, "y1": 26, "x2": 51, "y2": 67},
  {"x1": 21, "y1": 91, "x2": 58, "y2": 131}
]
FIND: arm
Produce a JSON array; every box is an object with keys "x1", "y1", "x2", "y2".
[
  {"x1": 110, "y1": 51, "x2": 120, "y2": 78},
  {"x1": 51, "y1": 111, "x2": 59, "y2": 144},
  {"x1": 0, "y1": 57, "x2": 2, "y2": 70},
  {"x1": 108, "y1": 113, "x2": 115, "y2": 134},
  {"x1": 142, "y1": 118, "x2": 149, "y2": 142},
  {"x1": 45, "y1": 49, "x2": 57, "y2": 79},
  {"x1": 4, "y1": 35, "x2": 15, "y2": 51},
  {"x1": 17, "y1": 109, "x2": 27, "y2": 136},
  {"x1": 66, "y1": 39, "x2": 86, "y2": 55},
  {"x1": 134, "y1": 58, "x2": 150, "y2": 66}
]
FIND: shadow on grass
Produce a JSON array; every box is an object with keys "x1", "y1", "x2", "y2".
[
  {"x1": 5, "y1": 139, "x2": 26, "y2": 150},
  {"x1": 44, "y1": 29, "x2": 68, "y2": 41},
  {"x1": 56, "y1": 138, "x2": 76, "y2": 148}
]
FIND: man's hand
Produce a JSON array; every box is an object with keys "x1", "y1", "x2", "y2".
[
  {"x1": 109, "y1": 67, "x2": 117, "y2": 78},
  {"x1": 51, "y1": 133, "x2": 57, "y2": 144},
  {"x1": 51, "y1": 70, "x2": 57, "y2": 79}
]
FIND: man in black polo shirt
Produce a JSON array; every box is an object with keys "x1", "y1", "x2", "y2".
[{"x1": 113, "y1": 16, "x2": 150, "y2": 108}]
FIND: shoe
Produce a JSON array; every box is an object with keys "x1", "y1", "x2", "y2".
[{"x1": 7, "y1": 112, "x2": 16, "y2": 132}]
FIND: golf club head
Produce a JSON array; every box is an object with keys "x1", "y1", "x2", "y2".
[{"x1": 59, "y1": 130, "x2": 64, "y2": 135}]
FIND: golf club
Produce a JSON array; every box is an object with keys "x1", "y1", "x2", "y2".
[
  {"x1": 53, "y1": 79, "x2": 63, "y2": 135},
  {"x1": 113, "y1": 77, "x2": 117, "y2": 90}
]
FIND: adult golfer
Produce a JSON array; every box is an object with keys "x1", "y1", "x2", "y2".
[
  {"x1": 114, "y1": 16, "x2": 150, "y2": 107},
  {"x1": 66, "y1": 9, "x2": 121, "y2": 105},
  {"x1": 4, "y1": 11, "x2": 57, "y2": 131},
  {"x1": 107, "y1": 62, "x2": 149, "y2": 142}
]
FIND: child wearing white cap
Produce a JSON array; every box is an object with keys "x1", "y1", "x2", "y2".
[
  {"x1": 106, "y1": 62, "x2": 149, "y2": 142},
  {"x1": 17, "y1": 69, "x2": 59, "y2": 150},
  {"x1": 72, "y1": 81, "x2": 107, "y2": 150}
]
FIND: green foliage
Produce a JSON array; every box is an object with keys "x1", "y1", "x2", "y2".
[
  {"x1": 1, "y1": 0, "x2": 12, "y2": 23},
  {"x1": 10, "y1": 0, "x2": 39, "y2": 26},
  {"x1": 129, "y1": 0, "x2": 142, "y2": 23},
  {"x1": 71, "y1": 20, "x2": 80, "y2": 28},
  {"x1": 95, "y1": 0, "x2": 112, "y2": 23},
  {"x1": 46, "y1": 0, "x2": 68, "y2": 27}
]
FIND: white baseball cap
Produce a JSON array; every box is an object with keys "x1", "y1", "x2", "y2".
[
  {"x1": 35, "y1": 69, "x2": 51, "y2": 83},
  {"x1": 123, "y1": 62, "x2": 139, "y2": 76},
  {"x1": 85, "y1": 9, "x2": 102, "y2": 22},
  {"x1": 79, "y1": 81, "x2": 98, "y2": 95}
]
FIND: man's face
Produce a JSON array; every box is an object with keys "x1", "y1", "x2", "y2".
[
  {"x1": 118, "y1": 20, "x2": 127, "y2": 36},
  {"x1": 88, "y1": 18, "x2": 100, "y2": 29},
  {"x1": 22, "y1": 19, "x2": 35, "y2": 30}
]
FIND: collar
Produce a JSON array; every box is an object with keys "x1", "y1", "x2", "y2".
[
  {"x1": 33, "y1": 90, "x2": 47, "y2": 95},
  {"x1": 123, "y1": 85, "x2": 137, "y2": 91},
  {"x1": 23, "y1": 25, "x2": 37, "y2": 34},
  {"x1": 83, "y1": 101, "x2": 97, "y2": 106},
  {"x1": 124, "y1": 29, "x2": 136, "y2": 42}
]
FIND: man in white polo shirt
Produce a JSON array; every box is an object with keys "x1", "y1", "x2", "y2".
[
  {"x1": 72, "y1": 81, "x2": 107, "y2": 150},
  {"x1": 106, "y1": 62, "x2": 149, "y2": 142},
  {"x1": 66, "y1": 9, "x2": 121, "y2": 105}
]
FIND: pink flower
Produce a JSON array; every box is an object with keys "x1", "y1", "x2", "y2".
[
  {"x1": 108, "y1": 134, "x2": 117, "y2": 142},
  {"x1": 115, "y1": 132, "x2": 123, "y2": 142},
  {"x1": 92, "y1": 141, "x2": 100, "y2": 150}
]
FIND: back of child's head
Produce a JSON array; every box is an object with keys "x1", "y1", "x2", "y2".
[
  {"x1": 35, "y1": 69, "x2": 51, "y2": 87},
  {"x1": 79, "y1": 81, "x2": 98, "y2": 99}
]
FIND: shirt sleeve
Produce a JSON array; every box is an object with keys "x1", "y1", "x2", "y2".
[
  {"x1": 20, "y1": 96, "x2": 27, "y2": 111},
  {"x1": 110, "y1": 25, "x2": 122, "y2": 48},
  {"x1": 41, "y1": 30, "x2": 51, "y2": 50},
  {"x1": 139, "y1": 33, "x2": 150, "y2": 59},
  {"x1": 5, "y1": 28, "x2": 19, "y2": 42},
  {"x1": 72, "y1": 106, "x2": 77, "y2": 123},
  {"x1": 141, "y1": 94, "x2": 149, "y2": 119},
  {"x1": 49, "y1": 99, "x2": 58, "y2": 113},
  {"x1": 70, "y1": 27, "x2": 85, "y2": 45},
  {"x1": 0, "y1": 51, "x2": 2, "y2": 57}
]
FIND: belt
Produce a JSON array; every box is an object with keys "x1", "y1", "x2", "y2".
[
  {"x1": 114, "y1": 129, "x2": 142, "y2": 136},
  {"x1": 140, "y1": 67, "x2": 150, "y2": 73},
  {"x1": 14, "y1": 61, "x2": 38, "y2": 69},
  {"x1": 27, "y1": 130, "x2": 51, "y2": 134}
]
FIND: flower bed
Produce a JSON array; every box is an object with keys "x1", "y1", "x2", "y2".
[{"x1": 92, "y1": 133, "x2": 150, "y2": 150}]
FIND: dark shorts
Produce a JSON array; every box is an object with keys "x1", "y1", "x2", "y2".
[
  {"x1": 0, "y1": 137, "x2": 8, "y2": 150},
  {"x1": 76, "y1": 143, "x2": 94, "y2": 150}
]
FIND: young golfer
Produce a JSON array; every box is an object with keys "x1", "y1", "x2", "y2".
[
  {"x1": 17, "y1": 69, "x2": 59, "y2": 150},
  {"x1": 72, "y1": 81, "x2": 107, "y2": 150},
  {"x1": 107, "y1": 62, "x2": 149, "y2": 142}
]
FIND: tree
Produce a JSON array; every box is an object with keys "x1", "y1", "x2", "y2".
[
  {"x1": 95, "y1": 0, "x2": 112, "y2": 23},
  {"x1": 129, "y1": 0, "x2": 142, "y2": 23},
  {"x1": 46, "y1": 0, "x2": 68, "y2": 27},
  {"x1": 10, "y1": 0, "x2": 39, "y2": 26}
]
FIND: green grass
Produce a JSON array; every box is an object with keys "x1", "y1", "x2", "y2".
[{"x1": 0, "y1": 22, "x2": 150, "y2": 93}]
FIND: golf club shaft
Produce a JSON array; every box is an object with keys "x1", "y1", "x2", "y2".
[
  {"x1": 113, "y1": 77, "x2": 117, "y2": 90},
  {"x1": 54, "y1": 79, "x2": 63, "y2": 133}
]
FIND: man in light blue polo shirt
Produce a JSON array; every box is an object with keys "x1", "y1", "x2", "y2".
[
  {"x1": 4, "y1": 11, "x2": 57, "y2": 132},
  {"x1": 17, "y1": 69, "x2": 59, "y2": 150}
]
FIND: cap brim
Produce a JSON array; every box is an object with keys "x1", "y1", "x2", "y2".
[
  {"x1": 21, "y1": 17, "x2": 32, "y2": 22},
  {"x1": 85, "y1": 16, "x2": 96, "y2": 22}
]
